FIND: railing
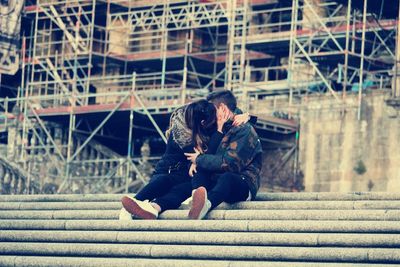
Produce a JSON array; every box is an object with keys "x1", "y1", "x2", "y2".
[
  {"x1": 102, "y1": 0, "x2": 187, "y2": 9},
  {"x1": 0, "y1": 155, "x2": 40, "y2": 195},
  {"x1": 68, "y1": 156, "x2": 159, "y2": 194},
  {"x1": 12, "y1": 69, "x2": 216, "y2": 114},
  {"x1": 109, "y1": 1, "x2": 230, "y2": 31}
]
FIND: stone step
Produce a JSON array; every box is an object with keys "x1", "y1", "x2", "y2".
[
  {"x1": 2, "y1": 192, "x2": 400, "y2": 202},
  {"x1": 1, "y1": 209, "x2": 399, "y2": 220},
  {"x1": 1, "y1": 219, "x2": 400, "y2": 233},
  {"x1": 0, "y1": 242, "x2": 399, "y2": 263},
  {"x1": 1, "y1": 230, "x2": 399, "y2": 248},
  {"x1": 2, "y1": 200, "x2": 400, "y2": 210},
  {"x1": 1, "y1": 256, "x2": 397, "y2": 267},
  {"x1": 1, "y1": 193, "x2": 399, "y2": 266}
]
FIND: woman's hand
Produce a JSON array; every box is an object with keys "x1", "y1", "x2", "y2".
[
  {"x1": 233, "y1": 112, "x2": 250, "y2": 127},
  {"x1": 185, "y1": 147, "x2": 201, "y2": 164},
  {"x1": 189, "y1": 163, "x2": 197, "y2": 177},
  {"x1": 217, "y1": 105, "x2": 230, "y2": 133}
]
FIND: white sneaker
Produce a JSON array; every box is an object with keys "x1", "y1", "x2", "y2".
[
  {"x1": 121, "y1": 196, "x2": 158, "y2": 220},
  {"x1": 180, "y1": 196, "x2": 193, "y2": 209},
  {"x1": 119, "y1": 207, "x2": 133, "y2": 221},
  {"x1": 188, "y1": 187, "x2": 211, "y2": 220}
]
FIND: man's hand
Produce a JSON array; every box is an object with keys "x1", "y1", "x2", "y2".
[
  {"x1": 189, "y1": 163, "x2": 197, "y2": 177},
  {"x1": 185, "y1": 147, "x2": 201, "y2": 164},
  {"x1": 195, "y1": 145, "x2": 204, "y2": 154},
  {"x1": 217, "y1": 105, "x2": 230, "y2": 133},
  {"x1": 232, "y1": 112, "x2": 250, "y2": 127}
]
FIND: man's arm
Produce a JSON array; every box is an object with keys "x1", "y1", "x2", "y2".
[{"x1": 196, "y1": 125, "x2": 260, "y2": 173}]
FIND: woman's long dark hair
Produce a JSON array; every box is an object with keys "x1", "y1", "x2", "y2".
[{"x1": 185, "y1": 99, "x2": 217, "y2": 151}]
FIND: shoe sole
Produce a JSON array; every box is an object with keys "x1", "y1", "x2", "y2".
[
  {"x1": 121, "y1": 196, "x2": 157, "y2": 220},
  {"x1": 188, "y1": 187, "x2": 206, "y2": 220}
]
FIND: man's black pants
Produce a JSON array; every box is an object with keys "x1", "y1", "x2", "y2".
[{"x1": 192, "y1": 170, "x2": 250, "y2": 209}]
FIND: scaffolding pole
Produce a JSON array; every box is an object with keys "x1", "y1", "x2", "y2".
[
  {"x1": 161, "y1": 0, "x2": 169, "y2": 90},
  {"x1": 134, "y1": 92, "x2": 167, "y2": 144},
  {"x1": 86, "y1": 0, "x2": 96, "y2": 104},
  {"x1": 343, "y1": 0, "x2": 352, "y2": 98},
  {"x1": 126, "y1": 73, "x2": 136, "y2": 193},
  {"x1": 239, "y1": 0, "x2": 249, "y2": 109},
  {"x1": 288, "y1": 0, "x2": 299, "y2": 107},
  {"x1": 226, "y1": 0, "x2": 236, "y2": 91},
  {"x1": 357, "y1": 0, "x2": 368, "y2": 120},
  {"x1": 394, "y1": 0, "x2": 400, "y2": 98}
]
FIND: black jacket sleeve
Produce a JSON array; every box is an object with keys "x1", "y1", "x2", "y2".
[{"x1": 206, "y1": 131, "x2": 224, "y2": 155}]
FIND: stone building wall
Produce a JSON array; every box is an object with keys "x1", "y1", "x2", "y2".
[{"x1": 299, "y1": 91, "x2": 400, "y2": 192}]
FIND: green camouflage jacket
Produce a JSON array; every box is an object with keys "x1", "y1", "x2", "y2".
[{"x1": 195, "y1": 122, "x2": 263, "y2": 199}]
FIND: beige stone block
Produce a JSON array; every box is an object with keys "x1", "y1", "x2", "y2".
[
  {"x1": 311, "y1": 182, "x2": 331, "y2": 192},
  {"x1": 108, "y1": 19, "x2": 129, "y2": 54},
  {"x1": 328, "y1": 181, "x2": 344, "y2": 192},
  {"x1": 313, "y1": 121, "x2": 342, "y2": 134},
  {"x1": 387, "y1": 178, "x2": 400, "y2": 192}
]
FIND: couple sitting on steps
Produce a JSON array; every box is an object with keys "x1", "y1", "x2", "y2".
[{"x1": 121, "y1": 90, "x2": 263, "y2": 220}]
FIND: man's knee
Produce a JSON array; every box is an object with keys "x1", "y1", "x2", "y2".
[{"x1": 215, "y1": 172, "x2": 248, "y2": 193}]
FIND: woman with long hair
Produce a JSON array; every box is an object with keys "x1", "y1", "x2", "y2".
[{"x1": 121, "y1": 99, "x2": 220, "y2": 219}]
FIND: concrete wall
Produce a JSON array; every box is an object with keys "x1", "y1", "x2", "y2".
[{"x1": 299, "y1": 91, "x2": 400, "y2": 192}]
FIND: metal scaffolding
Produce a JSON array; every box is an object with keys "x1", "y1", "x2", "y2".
[{"x1": 0, "y1": 0, "x2": 397, "y2": 194}]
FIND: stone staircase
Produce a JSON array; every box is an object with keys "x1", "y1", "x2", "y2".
[{"x1": 0, "y1": 192, "x2": 400, "y2": 266}]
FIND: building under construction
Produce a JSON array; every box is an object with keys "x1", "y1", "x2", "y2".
[{"x1": 0, "y1": 0, "x2": 399, "y2": 195}]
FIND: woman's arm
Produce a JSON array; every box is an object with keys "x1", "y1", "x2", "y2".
[
  {"x1": 233, "y1": 107, "x2": 258, "y2": 126},
  {"x1": 233, "y1": 112, "x2": 258, "y2": 126}
]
